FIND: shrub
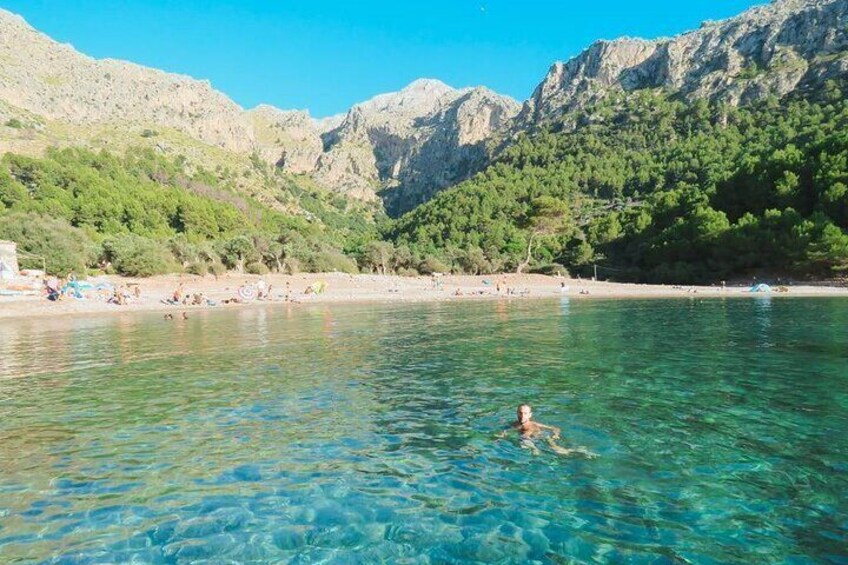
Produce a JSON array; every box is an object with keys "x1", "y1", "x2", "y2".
[
  {"x1": 220, "y1": 235, "x2": 257, "y2": 272},
  {"x1": 169, "y1": 235, "x2": 201, "y2": 267},
  {"x1": 417, "y1": 256, "x2": 450, "y2": 275},
  {"x1": 245, "y1": 261, "x2": 269, "y2": 275},
  {"x1": 456, "y1": 247, "x2": 492, "y2": 275},
  {"x1": 102, "y1": 235, "x2": 178, "y2": 277},
  {"x1": 532, "y1": 263, "x2": 570, "y2": 276},
  {"x1": 5, "y1": 118, "x2": 24, "y2": 129},
  {"x1": 209, "y1": 260, "x2": 227, "y2": 277},
  {"x1": 185, "y1": 261, "x2": 208, "y2": 276},
  {"x1": 283, "y1": 257, "x2": 300, "y2": 275},
  {"x1": 308, "y1": 251, "x2": 358, "y2": 274},
  {"x1": 361, "y1": 240, "x2": 394, "y2": 274},
  {"x1": 0, "y1": 212, "x2": 94, "y2": 275}
]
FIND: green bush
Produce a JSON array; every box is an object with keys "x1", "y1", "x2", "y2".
[
  {"x1": 185, "y1": 261, "x2": 208, "y2": 276},
  {"x1": 531, "y1": 263, "x2": 570, "y2": 276},
  {"x1": 245, "y1": 261, "x2": 269, "y2": 275},
  {"x1": 308, "y1": 251, "x2": 358, "y2": 274},
  {"x1": 220, "y1": 235, "x2": 258, "y2": 272},
  {"x1": 0, "y1": 212, "x2": 94, "y2": 275},
  {"x1": 418, "y1": 256, "x2": 450, "y2": 274},
  {"x1": 209, "y1": 260, "x2": 227, "y2": 277},
  {"x1": 5, "y1": 118, "x2": 24, "y2": 129},
  {"x1": 283, "y1": 256, "x2": 301, "y2": 275},
  {"x1": 102, "y1": 235, "x2": 178, "y2": 277}
]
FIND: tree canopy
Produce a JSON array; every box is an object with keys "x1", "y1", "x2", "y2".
[{"x1": 388, "y1": 81, "x2": 848, "y2": 282}]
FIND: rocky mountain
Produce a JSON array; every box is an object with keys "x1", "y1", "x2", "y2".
[
  {"x1": 518, "y1": 0, "x2": 848, "y2": 127},
  {"x1": 0, "y1": 10, "x2": 255, "y2": 152},
  {"x1": 248, "y1": 105, "x2": 322, "y2": 174},
  {"x1": 307, "y1": 80, "x2": 520, "y2": 211},
  {"x1": 0, "y1": 9, "x2": 518, "y2": 211}
]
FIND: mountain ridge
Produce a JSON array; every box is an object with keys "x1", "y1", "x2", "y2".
[
  {"x1": 517, "y1": 0, "x2": 848, "y2": 127},
  {"x1": 1, "y1": 0, "x2": 847, "y2": 213},
  {"x1": 0, "y1": 7, "x2": 519, "y2": 208}
]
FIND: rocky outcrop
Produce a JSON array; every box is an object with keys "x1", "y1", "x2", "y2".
[
  {"x1": 303, "y1": 79, "x2": 520, "y2": 210},
  {"x1": 518, "y1": 0, "x2": 848, "y2": 126},
  {"x1": 248, "y1": 105, "x2": 323, "y2": 174},
  {"x1": 313, "y1": 107, "x2": 381, "y2": 201},
  {"x1": 380, "y1": 87, "x2": 521, "y2": 213}
]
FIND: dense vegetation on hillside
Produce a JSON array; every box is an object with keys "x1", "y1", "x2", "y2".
[
  {"x1": 388, "y1": 81, "x2": 848, "y2": 282},
  {"x1": 2, "y1": 81, "x2": 847, "y2": 282},
  {"x1": 0, "y1": 148, "x2": 376, "y2": 275}
]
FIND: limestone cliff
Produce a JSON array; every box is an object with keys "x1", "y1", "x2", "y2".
[
  {"x1": 518, "y1": 0, "x2": 848, "y2": 126},
  {"x1": 304, "y1": 80, "x2": 520, "y2": 210}
]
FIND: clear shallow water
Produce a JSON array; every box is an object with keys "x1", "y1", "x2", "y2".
[{"x1": 0, "y1": 298, "x2": 846, "y2": 564}]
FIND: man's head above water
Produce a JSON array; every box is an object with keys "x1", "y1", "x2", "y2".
[{"x1": 517, "y1": 404, "x2": 533, "y2": 425}]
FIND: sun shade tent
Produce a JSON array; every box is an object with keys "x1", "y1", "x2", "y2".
[
  {"x1": 0, "y1": 240, "x2": 19, "y2": 280},
  {"x1": 750, "y1": 283, "x2": 772, "y2": 293}
]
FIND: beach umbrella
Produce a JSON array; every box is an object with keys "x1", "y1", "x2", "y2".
[{"x1": 238, "y1": 285, "x2": 258, "y2": 301}]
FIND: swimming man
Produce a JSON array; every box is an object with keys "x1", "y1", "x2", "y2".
[{"x1": 501, "y1": 404, "x2": 596, "y2": 457}]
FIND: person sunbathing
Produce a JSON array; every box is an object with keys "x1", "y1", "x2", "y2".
[{"x1": 500, "y1": 404, "x2": 596, "y2": 457}]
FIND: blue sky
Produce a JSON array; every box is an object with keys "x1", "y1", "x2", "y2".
[{"x1": 1, "y1": 0, "x2": 763, "y2": 117}]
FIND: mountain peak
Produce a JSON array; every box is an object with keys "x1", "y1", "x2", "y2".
[
  {"x1": 350, "y1": 78, "x2": 456, "y2": 122},
  {"x1": 400, "y1": 78, "x2": 454, "y2": 94}
]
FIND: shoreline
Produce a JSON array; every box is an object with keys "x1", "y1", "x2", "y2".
[{"x1": 1, "y1": 272, "x2": 847, "y2": 322}]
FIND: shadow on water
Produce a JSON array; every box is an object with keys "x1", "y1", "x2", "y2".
[{"x1": 0, "y1": 298, "x2": 846, "y2": 563}]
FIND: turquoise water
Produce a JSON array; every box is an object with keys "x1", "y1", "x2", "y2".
[{"x1": 0, "y1": 298, "x2": 846, "y2": 564}]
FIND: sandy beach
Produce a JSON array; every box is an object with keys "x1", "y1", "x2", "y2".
[{"x1": 1, "y1": 272, "x2": 847, "y2": 321}]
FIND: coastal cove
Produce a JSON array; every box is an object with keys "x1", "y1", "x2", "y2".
[
  {"x1": 1, "y1": 0, "x2": 847, "y2": 562},
  {"x1": 1, "y1": 298, "x2": 846, "y2": 562}
]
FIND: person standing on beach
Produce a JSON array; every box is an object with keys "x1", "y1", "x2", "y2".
[{"x1": 172, "y1": 283, "x2": 184, "y2": 305}]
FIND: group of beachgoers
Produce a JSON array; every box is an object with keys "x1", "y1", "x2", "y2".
[
  {"x1": 162, "y1": 279, "x2": 321, "y2": 309},
  {"x1": 437, "y1": 276, "x2": 535, "y2": 298},
  {"x1": 164, "y1": 282, "x2": 217, "y2": 307},
  {"x1": 42, "y1": 274, "x2": 141, "y2": 305},
  {"x1": 107, "y1": 284, "x2": 140, "y2": 305}
]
